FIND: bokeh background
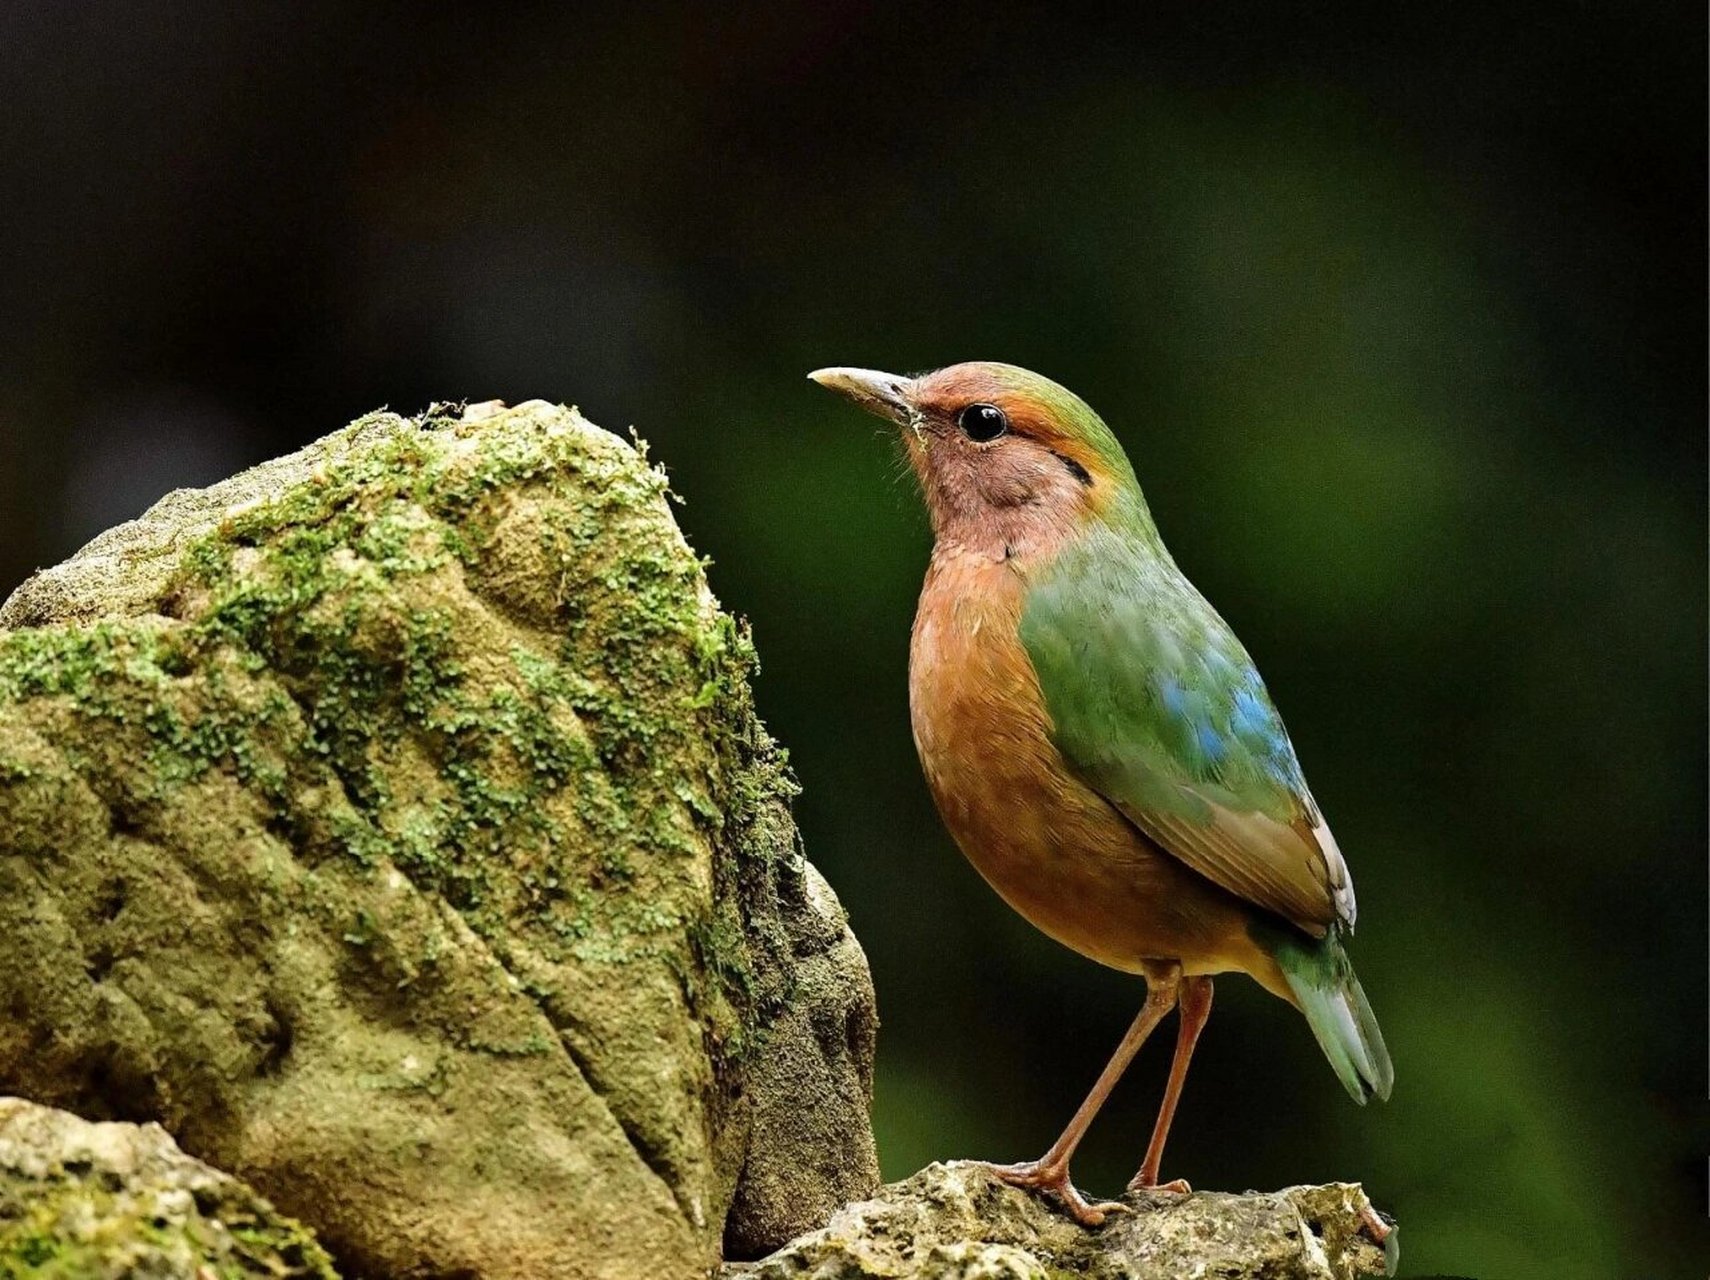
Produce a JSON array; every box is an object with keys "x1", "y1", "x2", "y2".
[{"x1": 2, "y1": 4, "x2": 1703, "y2": 1276}]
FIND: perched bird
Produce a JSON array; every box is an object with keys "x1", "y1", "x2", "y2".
[{"x1": 810, "y1": 361, "x2": 1392, "y2": 1226}]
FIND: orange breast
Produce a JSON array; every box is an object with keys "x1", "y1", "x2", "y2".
[{"x1": 908, "y1": 546, "x2": 1266, "y2": 977}]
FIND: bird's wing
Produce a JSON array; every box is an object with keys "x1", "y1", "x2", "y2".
[{"x1": 1019, "y1": 529, "x2": 1354, "y2": 936}]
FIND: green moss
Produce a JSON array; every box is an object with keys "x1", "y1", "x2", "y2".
[
  {"x1": 0, "y1": 1169, "x2": 337, "y2": 1279},
  {"x1": 0, "y1": 403, "x2": 803, "y2": 1072},
  {"x1": 0, "y1": 400, "x2": 862, "y2": 1275}
]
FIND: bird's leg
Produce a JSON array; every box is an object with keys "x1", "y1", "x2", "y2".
[
  {"x1": 985, "y1": 963, "x2": 1182, "y2": 1227},
  {"x1": 1127, "y1": 973, "x2": 1214, "y2": 1194}
]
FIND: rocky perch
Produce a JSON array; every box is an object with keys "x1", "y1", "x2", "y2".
[
  {"x1": 0, "y1": 400, "x2": 1393, "y2": 1278},
  {"x1": 725, "y1": 1161, "x2": 1394, "y2": 1280}
]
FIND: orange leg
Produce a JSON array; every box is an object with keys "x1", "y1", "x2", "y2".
[
  {"x1": 1128, "y1": 974, "x2": 1213, "y2": 1193},
  {"x1": 985, "y1": 963, "x2": 1182, "y2": 1226}
]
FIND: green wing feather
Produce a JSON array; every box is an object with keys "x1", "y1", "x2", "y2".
[{"x1": 1019, "y1": 522, "x2": 1354, "y2": 937}]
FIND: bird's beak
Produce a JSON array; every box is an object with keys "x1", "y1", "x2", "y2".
[{"x1": 807, "y1": 366, "x2": 916, "y2": 427}]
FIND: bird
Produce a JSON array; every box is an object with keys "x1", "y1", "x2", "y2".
[{"x1": 808, "y1": 361, "x2": 1393, "y2": 1227}]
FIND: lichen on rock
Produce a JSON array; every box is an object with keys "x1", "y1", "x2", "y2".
[
  {"x1": 0, "y1": 1095, "x2": 337, "y2": 1279},
  {"x1": 0, "y1": 400, "x2": 878, "y2": 1279}
]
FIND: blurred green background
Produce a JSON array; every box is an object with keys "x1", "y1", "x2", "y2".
[{"x1": 1, "y1": 4, "x2": 1702, "y2": 1276}]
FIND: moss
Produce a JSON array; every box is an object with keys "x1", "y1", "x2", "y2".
[
  {"x1": 0, "y1": 400, "x2": 860, "y2": 1273},
  {"x1": 0, "y1": 1162, "x2": 338, "y2": 1280},
  {"x1": 0, "y1": 406, "x2": 752, "y2": 937}
]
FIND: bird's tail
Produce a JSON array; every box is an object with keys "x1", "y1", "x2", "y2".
[{"x1": 1270, "y1": 926, "x2": 1393, "y2": 1104}]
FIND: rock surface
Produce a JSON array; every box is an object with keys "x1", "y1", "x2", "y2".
[
  {"x1": 722, "y1": 1161, "x2": 1394, "y2": 1280},
  {"x1": 722, "y1": 862, "x2": 878, "y2": 1259},
  {"x1": 0, "y1": 1095, "x2": 337, "y2": 1278},
  {"x1": 0, "y1": 400, "x2": 878, "y2": 1279}
]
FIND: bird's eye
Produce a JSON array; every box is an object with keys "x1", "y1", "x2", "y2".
[{"x1": 957, "y1": 403, "x2": 1008, "y2": 442}]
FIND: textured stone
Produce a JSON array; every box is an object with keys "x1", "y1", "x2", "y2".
[
  {"x1": 721, "y1": 1161, "x2": 1394, "y2": 1280},
  {"x1": 0, "y1": 1095, "x2": 337, "y2": 1278},
  {"x1": 0, "y1": 400, "x2": 878, "y2": 1278},
  {"x1": 723, "y1": 862, "x2": 880, "y2": 1259}
]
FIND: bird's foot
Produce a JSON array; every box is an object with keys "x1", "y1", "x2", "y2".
[
  {"x1": 980, "y1": 1159, "x2": 1130, "y2": 1227},
  {"x1": 1125, "y1": 1173, "x2": 1192, "y2": 1196}
]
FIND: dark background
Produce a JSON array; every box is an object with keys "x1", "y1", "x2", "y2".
[{"x1": 2, "y1": 4, "x2": 1703, "y2": 1276}]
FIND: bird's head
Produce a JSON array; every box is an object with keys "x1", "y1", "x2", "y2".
[{"x1": 809, "y1": 361, "x2": 1148, "y2": 555}]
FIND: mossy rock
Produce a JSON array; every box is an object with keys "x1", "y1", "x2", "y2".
[
  {"x1": 0, "y1": 401, "x2": 879, "y2": 1279},
  {"x1": 0, "y1": 1095, "x2": 337, "y2": 1279}
]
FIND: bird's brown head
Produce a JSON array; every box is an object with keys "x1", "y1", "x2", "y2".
[{"x1": 809, "y1": 361, "x2": 1143, "y2": 556}]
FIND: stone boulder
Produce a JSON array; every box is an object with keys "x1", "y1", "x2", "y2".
[
  {"x1": 0, "y1": 1095, "x2": 337, "y2": 1278},
  {"x1": 0, "y1": 400, "x2": 879, "y2": 1279}
]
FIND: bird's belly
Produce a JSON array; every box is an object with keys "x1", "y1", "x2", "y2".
[
  {"x1": 916, "y1": 721, "x2": 1238, "y2": 972},
  {"x1": 909, "y1": 578, "x2": 1250, "y2": 974}
]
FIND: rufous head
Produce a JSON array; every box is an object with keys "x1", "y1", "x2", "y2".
[{"x1": 809, "y1": 361, "x2": 1146, "y2": 555}]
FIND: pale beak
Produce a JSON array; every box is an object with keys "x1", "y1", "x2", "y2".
[{"x1": 807, "y1": 366, "x2": 916, "y2": 427}]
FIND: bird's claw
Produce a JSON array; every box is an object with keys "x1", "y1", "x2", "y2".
[
  {"x1": 1126, "y1": 1175, "x2": 1192, "y2": 1196},
  {"x1": 980, "y1": 1159, "x2": 1130, "y2": 1227}
]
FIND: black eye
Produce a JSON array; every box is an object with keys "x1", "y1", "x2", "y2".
[{"x1": 957, "y1": 403, "x2": 1008, "y2": 442}]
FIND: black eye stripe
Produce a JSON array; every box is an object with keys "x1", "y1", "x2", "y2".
[
  {"x1": 957, "y1": 403, "x2": 1008, "y2": 442},
  {"x1": 1053, "y1": 451, "x2": 1093, "y2": 486}
]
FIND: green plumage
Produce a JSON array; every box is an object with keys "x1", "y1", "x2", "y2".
[
  {"x1": 1020, "y1": 521, "x2": 1307, "y2": 826},
  {"x1": 1267, "y1": 925, "x2": 1395, "y2": 1103},
  {"x1": 1014, "y1": 390, "x2": 1390, "y2": 1100}
]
